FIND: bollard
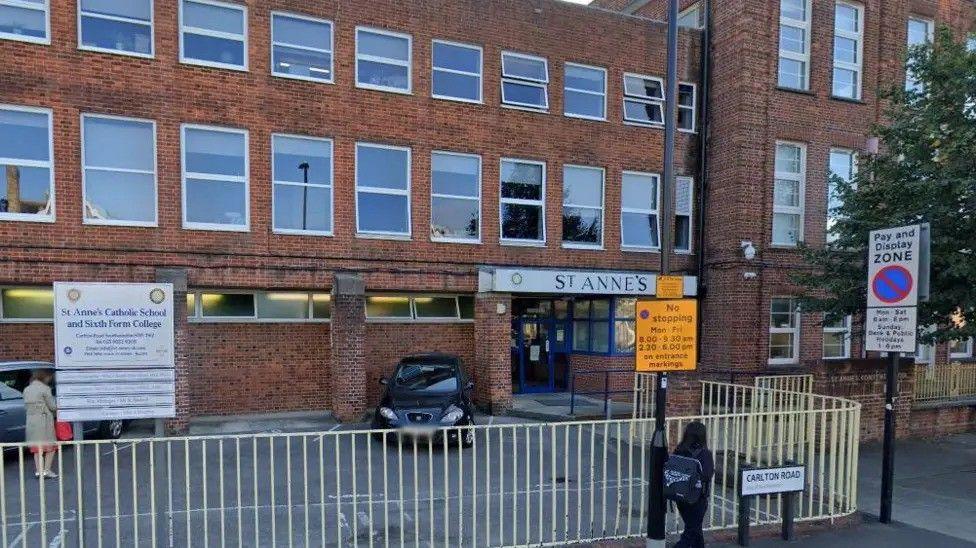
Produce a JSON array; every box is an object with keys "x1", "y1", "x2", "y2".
[
  {"x1": 782, "y1": 491, "x2": 795, "y2": 541},
  {"x1": 737, "y1": 493, "x2": 751, "y2": 546}
]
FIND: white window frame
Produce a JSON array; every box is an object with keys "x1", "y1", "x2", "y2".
[
  {"x1": 950, "y1": 338, "x2": 974, "y2": 360},
  {"x1": 178, "y1": 0, "x2": 248, "y2": 72},
  {"x1": 905, "y1": 16, "x2": 934, "y2": 92},
  {"x1": 180, "y1": 123, "x2": 250, "y2": 232},
  {"x1": 827, "y1": 147, "x2": 856, "y2": 244},
  {"x1": 0, "y1": 0, "x2": 50, "y2": 44},
  {"x1": 822, "y1": 314, "x2": 852, "y2": 359},
  {"x1": 499, "y1": 157, "x2": 547, "y2": 246},
  {"x1": 778, "y1": 0, "x2": 811, "y2": 90},
  {"x1": 915, "y1": 325, "x2": 936, "y2": 364},
  {"x1": 674, "y1": 175, "x2": 694, "y2": 254},
  {"x1": 0, "y1": 286, "x2": 54, "y2": 323},
  {"x1": 769, "y1": 297, "x2": 801, "y2": 365},
  {"x1": 430, "y1": 150, "x2": 481, "y2": 244},
  {"x1": 772, "y1": 141, "x2": 806, "y2": 247},
  {"x1": 620, "y1": 170, "x2": 661, "y2": 252},
  {"x1": 77, "y1": 0, "x2": 154, "y2": 58},
  {"x1": 271, "y1": 133, "x2": 334, "y2": 237},
  {"x1": 678, "y1": 82, "x2": 697, "y2": 133},
  {"x1": 563, "y1": 62, "x2": 607, "y2": 121},
  {"x1": 431, "y1": 39, "x2": 483, "y2": 104},
  {"x1": 0, "y1": 104, "x2": 55, "y2": 223},
  {"x1": 622, "y1": 72, "x2": 665, "y2": 127},
  {"x1": 677, "y1": 2, "x2": 704, "y2": 30},
  {"x1": 500, "y1": 51, "x2": 550, "y2": 111},
  {"x1": 832, "y1": 1, "x2": 864, "y2": 100},
  {"x1": 269, "y1": 11, "x2": 334, "y2": 84},
  {"x1": 355, "y1": 26, "x2": 412, "y2": 95},
  {"x1": 186, "y1": 289, "x2": 331, "y2": 323},
  {"x1": 561, "y1": 164, "x2": 605, "y2": 250},
  {"x1": 355, "y1": 142, "x2": 412, "y2": 239},
  {"x1": 80, "y1": 113, "x2": 158, "y2": 227}
]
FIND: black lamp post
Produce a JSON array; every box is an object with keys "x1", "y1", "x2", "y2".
[{"x1": 298, "y1": 162, "x2": 310, "y2": 230}]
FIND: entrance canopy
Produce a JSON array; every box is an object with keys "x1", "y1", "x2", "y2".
[{"x1": 478, "y1": 267, "x2": 697, "y2": 297}]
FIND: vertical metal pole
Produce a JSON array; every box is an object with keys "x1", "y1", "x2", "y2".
[
  {"x1": 880, "y1": 352, "x2": 898, "y2": 523},
  {"x1": 648, "y1": 1, "x2": 679, "y2": 546},
  {"x1": 604, "y1": 373, "x2": 611, "y2": 419},
  {"x1": 737, "y1": 493, "x2": 751, "y2": 547},
  {"x1": 781, "y1": 491, "x2": 795, "y2": 540}
]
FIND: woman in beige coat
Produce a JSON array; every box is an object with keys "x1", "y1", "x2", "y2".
[{"x1": 23, "y1": 369, "x2": 58, "y2": 479}]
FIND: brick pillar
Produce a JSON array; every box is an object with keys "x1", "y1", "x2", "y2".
[
  {"x1": 157, "y1": 268, "x2": 190, "y2": 434},
  {"x1": 474, "y1": 292, "x2": 513, "y2": 414},
  {"x1": 330, "y1": 273, "x2": 367, "y2": 422}
]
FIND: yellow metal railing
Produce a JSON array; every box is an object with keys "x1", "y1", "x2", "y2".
[
  {"x1": 914, "y1": 362, "x2": 976, "y2": 403},
  {"x1": 755, "y1": 374, "x2": 814, "y2": 394}
]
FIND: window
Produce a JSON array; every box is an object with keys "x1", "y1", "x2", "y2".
[
  {"x1": 675, "y1": 176, "x2": 694, "y2": 252},
  {"x1": 356, "y1": 27, "x2": 411, "y2": 94},
  {"x1": 272, "y1": 134, "x2": 333, "y2": 235},
  {"x1": 79, "y1": 0, "x2": 153, "y2": 57},
  {"x1": 562, "y1": 165, "x2": 603, "y2": 248},
  {"x1": 430, "y1": 151, "x2": 480, "y2": 242},
  {"x1": 0, "y1": 287, "x2": 53, "y2": 322},
  {"x1": 500, "y1": 158, "x2": 545, "y2": 244},
  {"x1": 678, "y1": 83, "x2": 697, "y2": 131},
  {"x1": 563, "y1": 63, "x2": 606, "y2": 120},
  {"x1": 823, "y1": 315, "x2": 851, "y2": 359},
  {"x1": 179, "y1": 0, "x2": 246, "y2": 70},
  {"x1": 916, "y1": 325, "x2": 935, "y2": 364},
  {"x1": 623, "y1": 74, "x2": 664, "y2": 125},
  {"x1": 677, "y1": 3, "x2": 704, "y2": 30},
  {"x1": 0, "y1": 0, "x2": 48, "y2": 44},
  {"x1": 779, "y1": 0, "x2": 811, "y2": 90},
  {"x1": 431, "y1": 40, "x2": 482, "y2": 103},
  {"x1": 769, "y1": 297, "x2": 800, "y2": 364},
  {"x1": 827, "y1": 148, "x2": 855, "y2": 243},
  {"x1": 270, "y1": 12, "x2": 333, "y2": 83},
  {"x1": 950, "y1": 338, "x2": 974, "y2": 359},
  {"x1": 571, "y1": 297, "x2": 637, "y2": 355},
  {"x1": 501, "y1": 52, "x2": 549, "y2": 110},
  {"x1": 181, "y1": 125, "x2": 248, "y2": 231},
  {"x1": 186, "y1": 290, "x2": 331, "y2": 322},
  {"x1": 355, "y1": 143, "x2": 411, "y2": 237},
  {"x1": 905, "y1": 17, "x2": 933, "y2": 92},
  {"x1": 81, "y1": 114, "x2": 157, "y2": 226},
  {"x1": 0, "y1": 105, "x2": 53, "y2": 222},
  {"x1": 772, "y1": 142, "x2": 805, "y2": 246},
  {"x1": 832, "y1": 2, "x2": 863, "y2": 100},
  {"x1": 365, "y1": 295, "x2": 474, "y2": 322},
  {"x1": 620, "y1": 171, "x2": 660, "y2": 250}
]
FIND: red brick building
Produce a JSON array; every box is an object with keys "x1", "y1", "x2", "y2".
[{"x1": 0, "y1": 0, "x2": 973, "y2": 435}]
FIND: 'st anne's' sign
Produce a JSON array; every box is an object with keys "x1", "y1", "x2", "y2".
[{"x1": 635, "y1": 299, "x2": 698, "y2": 372}]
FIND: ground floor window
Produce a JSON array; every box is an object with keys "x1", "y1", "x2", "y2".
[
  {"x1": 822, "y1": 314, "x2": 851, "y2": 359},
  {"x1": 186, "y1": 290, "x2": 331, "y2": 322},
  {"x1": 950, "y1": 338, "x2": 974, "y2": 360},
  {"x1": 769, "y1": 297, "x2": 800, "y2": 365},
  {"x1": 0, "y1": 287, "x2": 54, "y2": 321},
  {"x1": 571, "y1": 297, "x2": 636, "y2": 355},
  {"x1": 365, "y1": 294, "x2": 474, "y2": 322}
]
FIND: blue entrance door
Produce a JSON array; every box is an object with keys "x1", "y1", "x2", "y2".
[{"x1": 511, "y1": 299, "x2": 570, "y2": 394}]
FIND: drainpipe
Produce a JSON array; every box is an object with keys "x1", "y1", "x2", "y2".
[{"x1": 695, "y1": 0, "x2": 712, "y2": 370}]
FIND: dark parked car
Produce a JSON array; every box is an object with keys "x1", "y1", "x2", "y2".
[
  {"x1": 0, "y1": 361, "x2": 125, "y2": 443},
  {"x1": 371, "y1": 354, "x2": 475, "y2": 447}
]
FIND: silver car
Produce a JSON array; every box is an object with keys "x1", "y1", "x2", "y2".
[{"x1": 0, "y1": 361, "x2": 125, "y2": 442}]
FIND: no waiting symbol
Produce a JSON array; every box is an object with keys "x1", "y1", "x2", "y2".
[{"x1": 872, "y1": 265, "x2": 913, "y2": 304}]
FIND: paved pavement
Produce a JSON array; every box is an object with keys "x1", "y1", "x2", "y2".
[{"x1": 709, "y1": 515, "x2": 976, "y2": 547}]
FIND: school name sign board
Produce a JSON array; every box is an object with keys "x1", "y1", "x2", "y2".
[
  {"x1": 741, "y1": 465, "x2": 806, "y2": 496},
  {"x1": 54, "y1": 282, "x2": 176, "y2": 421},
  {"x1": 54, "y1": 282, "x2": 174, "y2": 369}
]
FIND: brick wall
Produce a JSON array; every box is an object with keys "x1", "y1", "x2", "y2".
[
  {"x1": 0, "y1": 324, "x2": 55, "y2": 362},
  {"x1": 186, "y1": 323, "x2": 332, "y2": 416},
  {"x1": 910, "y1": 405, "x2": 976, "y2": 438},
  {"x1": 363, "y1": 322, "x2": 475, "y2": 404}
]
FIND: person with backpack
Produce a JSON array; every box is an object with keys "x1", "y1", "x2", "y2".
[{"x1": 664, "y1": 421, "x2": 715, "y2": 548}]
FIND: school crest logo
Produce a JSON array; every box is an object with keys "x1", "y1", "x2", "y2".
[
  {"x1": 67, "y1": 288, "x2": 81, "y2": 303},
  {"x1": 149, "y1": 288, "x2": 166, "y2": 304}
]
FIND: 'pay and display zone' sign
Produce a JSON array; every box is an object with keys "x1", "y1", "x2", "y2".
[{"x1": 740, "y1": 465, "x2": 806, "y2": 496}]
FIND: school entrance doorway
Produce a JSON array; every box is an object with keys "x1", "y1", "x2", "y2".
[{"x1": 511, "y1": 298, "x2": 570, "y2": 393}]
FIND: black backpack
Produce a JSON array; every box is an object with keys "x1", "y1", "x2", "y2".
[{"x1": 663, "y1": 449, "x2": 705, "y2": 504}]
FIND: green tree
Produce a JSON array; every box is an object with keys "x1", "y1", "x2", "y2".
[{"x1": 795, "y1": 27, "x2": 976, "y2": 345}]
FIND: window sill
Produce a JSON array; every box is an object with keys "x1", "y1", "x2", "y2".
[
  {"x1": 500, "y1": 103, "x2": 549, "y2": 114},
  {"x1": 501, "y1": 239, "x2": 546, "y2": 248},
  {"x1": 0, "y1": 214, "x2": 55, "y2": 223},
  {"x1": 775, "y1": 86, "x2": 816, "y2": 97},
  {"x1": 356, "y1": 233, "x2": 412, "y2": 241},
  {"x1": 272, "y1": 72, "x2": 335, "y2": 85},
  {"x1": 182, "y1": 223, "x2": 250, "y2": 233},
  {"x1": 274, "y1": 229, "x2": 334, "y2": 237},
  {"x1": 830, "y1": 95, "x2": 866, "y2": 105},
  {"x1": 356, "y1": 82, "x2": 413, "y2": 95},
  {"x1": 621, "y1": 246, "x2": 660, "y2": 254},
  {"x1": 769, "y1": 243, "x2": 802, "y2": 250},
  {"x1": 0, "y1": 33, "x2": 50, "y2": 46},
  {"x1": 180, "y1": 59, "x2": 249, "y2": 73},
  {"x1": 564, "y1": 113, "x2": 607, "y2": 122},
  {"x1": 767, "y1": 360, "x2": 801, "y2": 367},
  {"x1": 84, "y1": 219, "x2": 158, "y2": 228},
  {"x1": 79, "y1": 45, "x2": 155, "y2": 59},
  {"x1": 623, "y1": 120, "x2": 664, "y2": 130},
  {"x1": 432, "y1": 94, "x2": 484, "y2": 105},
  {"x1": 431, "y1": 237, "x2": 481, "y2": 245}
]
